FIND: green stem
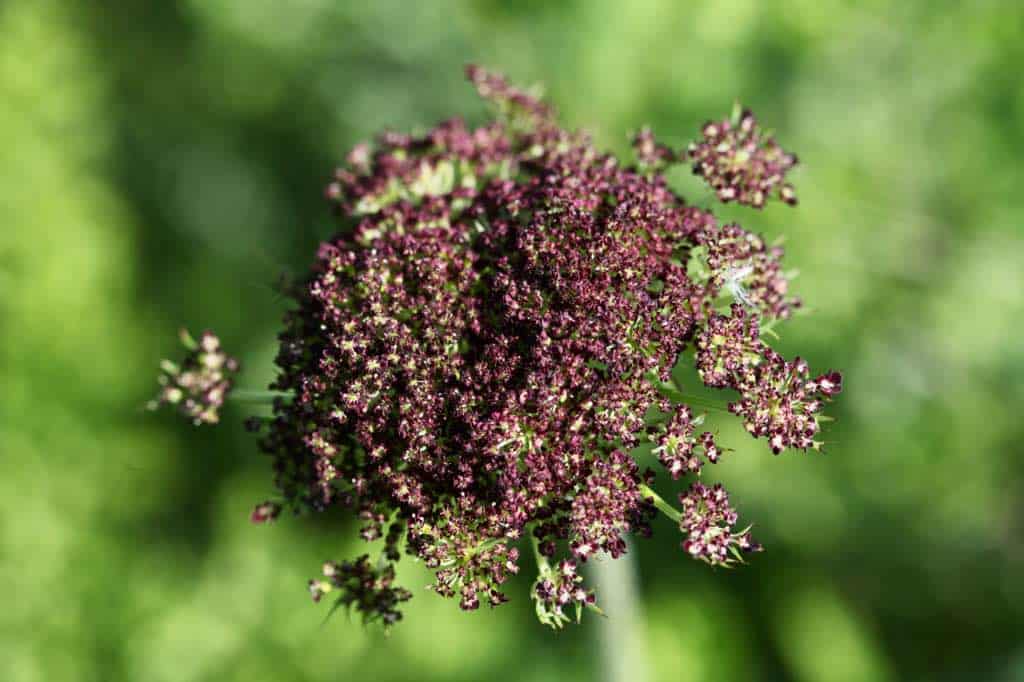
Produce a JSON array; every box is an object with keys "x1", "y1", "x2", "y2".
[
  {"x1": 590, "y1": 545, "x2": 649, "y2": 682},
  {"x1": 230, "y1": 389, "x2": 292, "y2": 403},
  {"x1": 529, "y1": 531, "x2": 551, "y2": 574},
  {"x1": 178, "y1": 328, "x2": 198, "y2": 351},
  {"x1": 675, "y1": 393, "x2": 732, "y2": 413},
  {"x1": 639, "y1": 482, "x2": 681, "y2": 523}
]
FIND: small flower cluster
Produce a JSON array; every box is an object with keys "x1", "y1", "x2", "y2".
[
  {"x1": 697, "y1": 305, "x2": 842, "y2": 454},
  {"x1": 678, "y1": 482, "x2": 761, "y2": 566},
  {"x1": 532, "y1": 557, "x2": 596, "y2": 629},
  {"x1": 689, "y1": 219, "x2": 802, "y2": 320},
  {"x1": 695, "y1": 305, "x2": 764, "y2": 388},
  {"x1": 465, "y1": 64, "x2": 552, "y2": 127},
  {"x1": 729, "y1": 349, "x2": 841, "y2": 454},
  {"x1": 156, "y1": 67, "x2": 843, "y2": 630},
  {"x1": 570, "y1": 450, "x2": 655, "y2": 560},
  {"x1": 687, "y1": 107, "x2": 798, "y2": 208},
  {"x1": 150, "y1": 329, "x2": 239, "y2": 425},
  {"x1": 250, "y1": 500, "x2": 282, "y2": 524},
  {"x1": 409, "y1": 511, "x2": 521, "y2": 610},
  {"x1": 653, "y1": 406, "x2": 723, "y2": 479},
  {"x1": 308, "y1": 555, "x2": 413, "y2": 629},
  {"x1": 632, "y1": 127, "x2": 677, "y2": 173}
]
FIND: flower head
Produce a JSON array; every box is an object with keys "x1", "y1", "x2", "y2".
[{"x1": 165, "y1": 66, "x2": 842, "y2": 630}]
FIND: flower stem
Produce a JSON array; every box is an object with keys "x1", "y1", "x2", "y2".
[
  {"x1": 639, "y1": 482, "x2": 681, "y2": 523},
  {"x1": 675, "y1": 393, "x2": 732, "y2": 413},
  {"x1": 230, "y1": 389, "x2": 291, "y2": 403},
  {"x1": 590, "y1": 544, "x2": 649, "y2": 682},
  {"x1": 529, "y1": 531, "x2": 550, "y2": 573}
]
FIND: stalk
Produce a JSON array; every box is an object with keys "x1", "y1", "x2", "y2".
[
  {"x1": 639, "y1": 482, "x2": 682, "y2": 523},
  {"x1": 229, "y1": 389, "x2": 291, "y2": 403},
  {"x1": 589, "y1": 543, "x2": 650, "y2": 682}
]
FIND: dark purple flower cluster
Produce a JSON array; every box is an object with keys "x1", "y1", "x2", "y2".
[
  {"x1": 697, "y1": 304, "x2": 842, "y2": 454},
  {"x1": 533, "y1": 557, "x2": 595, "y2": 629},
  {"x1": 409, "y1": 510, "x2": 520, "y2": 610},
  {"x1": 466, "y1": 64, "x2": 553, "y2": 127},
  {"x1": 308, "y1": 554, "x2": 413, "y2": 629},
  {"x1": 189, "y1": 66, "x2": 845, "y2": 629},
  {"x1": 653, "y1": 406, "x2": 723, "y2": 479},
  {"x1": 678, "y1": 482, "x2": 761, "y2": 565},
  {"x1": 632, "y1": 127, "x2": 677, "y2": 173},
  {"x1": 150, "y1": 329, "x2": 239, "y2": 425},
  {"x1": 695, "y1": 305, "x2": 764, "y2": 389},
  {"x1": 569, "y1": 450, "x2": 655, "y2": 560},
  {"x1": 687, "y1": 107, "x2": 798, "y2": 208},
  {"x1": 250, "y1": 501, "x2": 281, "y2": 524},
  {"x1": 688, "y1": 218, "x2": 802, "y2": 320}
]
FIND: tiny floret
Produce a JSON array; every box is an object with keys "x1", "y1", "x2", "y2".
[{"x1": 250, "y1": 501, "x2": 282, "y2": 524}]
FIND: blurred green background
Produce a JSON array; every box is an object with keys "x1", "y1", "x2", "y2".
[{"x1": 3, "y1": 1, "x2": 1023, "y2": 680}]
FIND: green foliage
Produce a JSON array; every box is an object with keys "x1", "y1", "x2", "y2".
[{"x1": 2, "y1": 0, "x2": 1023, "y2": 680}]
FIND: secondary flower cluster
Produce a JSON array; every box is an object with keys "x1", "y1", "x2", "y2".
[
  {"x1": 653, "y1": 406, "x2": 722, "y2": 479},
  {"x1": 569, "y1": 450, "x2": 655, "y2": 560},
  {"x1": 678, "y1": 482, "x2": 760, "y2": 565},
  {"x1": 533, "y1": 557, "x2": 596, "y2": 629},
  {"x1": 308, "y1": 555, "x2": 413, "y2": 628},
  {"x1": 687, "y1": 107, "x2": 799, "y2": 208},
  {"x1": 697, "y1": 305, "x2": 842, "y2": 453},
  {"x1": 632, "y1": 127, "x2": 677, "y2": 173},
  {"x1": 150, "y1": 329, "x2": 239, "y2": 425},
  {"x1": 156, "y1": 66, "x2": 842, "y2": 630}
]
